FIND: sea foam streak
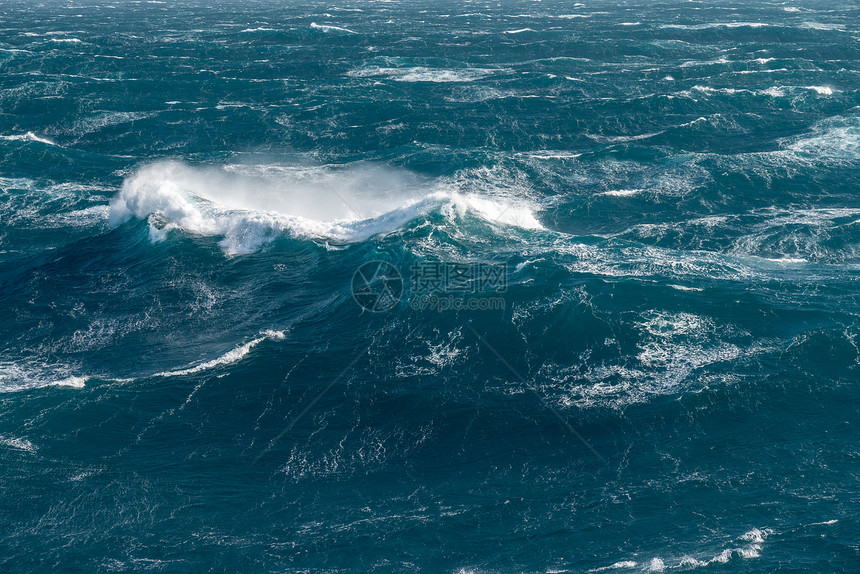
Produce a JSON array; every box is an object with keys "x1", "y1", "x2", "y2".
[
  {"x1": 153, "y1": 330, "x2": 286, "y2": 378},
  {"x1": 109, "y1": 160, "x2": 543, "y2": 253},
  {"x1": 0, "y1": 362, "x2": 89, "y2": 393},
  {"x1": 1, "y1": 132, "x2": 56, "y2": 145}
]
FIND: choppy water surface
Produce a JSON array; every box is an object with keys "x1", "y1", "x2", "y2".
[{"x1": 1, "y1": 0, "x2": 858, "y2": 571}]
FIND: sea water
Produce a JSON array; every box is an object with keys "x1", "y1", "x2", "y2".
[{"x1": 0, "y1": 0, "x2": 858, "y2": 571}]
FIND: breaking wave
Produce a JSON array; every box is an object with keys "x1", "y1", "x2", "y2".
[{"x1": 109, "y1": 160, "x2": 544, "y2": 253}]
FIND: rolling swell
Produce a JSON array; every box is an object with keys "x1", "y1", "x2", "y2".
[{"x1": 1, "y1": 0, "x2": 859, "y2": 572}]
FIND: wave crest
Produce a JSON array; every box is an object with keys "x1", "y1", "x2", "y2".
[{"x1": 109, "y1": 160, "x2": 543, "y2": 254}]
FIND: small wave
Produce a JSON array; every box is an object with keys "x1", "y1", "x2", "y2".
[
  {"x1": 0, "y1": 131, "x2": 57, "y2": 145},
  {"x1": 517, "y1": 150, "x2": 582, "y2": 160},
  {"x1": 67, "y1": 111, "x2": 153, "y2": 137},
  {"x1": 668, "y1": 284, "x2": 704, "y2": 292},
  {"x1": 0, "y1": 436, "x2": 37, "y2": 453},
  {"x1": 310, "y1": 22, "x2": 356, "y2": 34},
  {"x1": 679, "y1": 56, "x2": 730, "y2": 68},
  {"x1": 153, "y1": 330, "x2": 285, "y2": 378},
  {"x1": 587, "y1": 561, "x2": 638, "y2": 572},
  {"x1": 592, "y1": 528, "x2": 773, "y2": 572},
  {"x1": 660, "y1": 22, "x2": 768, "y2": 30},
  {"x1": 348, "y1": 65, "x2": 497, "y2": 83},
  {"x1": 800, "y1": 21, "x2": 845, "y2": 31},
  {"x1": 504, "y1": 28, "x2": 536, "y2": 34},
  {"x1": 53, "y1": 376, "x2": 88, "y2": 388},
  {"x1": 599, "y1": 189, "x2": 641, "y2": 197},
  {"x1": 0, "y1": 362, "x2": 89, "y2": 393},
  {"x1": 786, "y1": 116, "x2": 859, "y2": 158},
  {"x1": 586, "y1": 131, "x2": 664, "y2": 144}
]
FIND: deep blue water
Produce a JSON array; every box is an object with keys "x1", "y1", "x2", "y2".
[{"x1": 1, "y1": 0, "x2": 859, "y2": 571}]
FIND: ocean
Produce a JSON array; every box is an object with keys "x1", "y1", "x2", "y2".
[{"x1": 1, "y1": 0, "x2": 858, "y2": 571}]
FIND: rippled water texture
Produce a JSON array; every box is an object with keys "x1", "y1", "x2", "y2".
[{"x1": 1, "y1": 0, "x2": 858, "y2": 571}]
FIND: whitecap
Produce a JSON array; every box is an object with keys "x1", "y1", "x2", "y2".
[
  {"x1": 586, "y1": 131, "x2": 664, "y2": 143},
  {"x1": 0, "y1": 132, "x2": 57, "y2": 145},
  {"x1": 109, "y1": 160, "x2": 544, "y2": 253},
  {"x1": 0, "y1": 436, "x2": 37, "y2": 452},
  {"x1": 587, "y1": 561, "x2": 637, "y2": 572},
  {"x1": 348, "y1": 65, "x2": 497, "y2": 83},
  {"x1": 153, "y1": 330, "x2": 286, "y2": 378},
  {"x1": 600, "y1": 189, "x2": 641, "y2": 197},
  {"x1": 800, "y1": 21, "x2": 845, "y2": 31},
  {"x1": 594, "y1": 528, "x2": 774, "y2": 572},
  {"x1": 53, "y1": 376, "x2": 88, "y2": 388},
  {"x1": 661, "y1": 22, "x2": 768, "y2": 30},
  {"x1": 0, "y1": 361, "x2": 89, "y2": 393},
  {"x1": 310, "y1": 22, "x2": 356, "y2": 34}
]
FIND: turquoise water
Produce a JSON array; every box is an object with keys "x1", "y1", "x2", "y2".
[{"x1": 1, "y1": 0, "x2": 859, "y2": 571}]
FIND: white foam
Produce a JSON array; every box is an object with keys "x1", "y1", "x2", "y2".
[
  {"x1": 680, "y1": 56, "x2": 730, "y2": 68},
  {"x1": 0, "y1": 132, "x2": 56, "y2": 145},
  {"x1": 785, "y1": 117, "x2": 859, "y2": 158},
  {"x1": 600, "y1": 188, "x2": 641, "y2": 197},
  {"x1": 449, "y1": 194, "x2": 544, "y2": 230},
  {"x1": 661, "y1": 22, "x2": 768, "y2": 30},
  {"x1": 518, "y1": 150, "x2": 582, "y2": 160},
  {"x1": 504, "y1": 28, "x2": 536, "y2": 34},
  {"x1": 800, "y1": 22, "x2": 845, "y2": 31},
  {"x1": 69, "y1": 111, "x2": 153, "y2": 137},
  {"x1": 594, "y1": 528, "x2": 774, "y2": 572},
  {"x1": 587, "y1": 131, "x2": 664, "y2": 144},
  {"x1": 668, "y1": 284, "x2": 703, "y2": 292},
  {"x1": 533, "y1": 301, "x2": 771, "y2": 409},
  {"x1": 109, "y1": 160, "x2": 544, "y2": 253},
  {"x1": 762, "y1": 86, "x2": 785, "y2": 97},
  {"x1": 348, "y1": 66, "x2": 496, "y2": 83},
  {"x1": 808, "y1": 519, "x2": 838, "y2": 526},
  {"x1": 1, "y1": 436, "x2": 37, "y2": 452},
  {"x1": 0, "y1": 362, "x2": 89, "y2": 393},
  {"x1": 53, "y1": 376, "x2": 88, "y2": 388},
  {"x1": 153, "y1": 330, "x2": 285, "y2": 378},
  {"x1": 805, "y1": 85, "x2": 833, "y2": 95},
  {"x1": 587, "y1": 561, "x2": 637, "y2": 572},
  {"x1": 310, "y1": 22, "x2": 356, "y2": 34}
]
